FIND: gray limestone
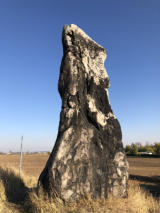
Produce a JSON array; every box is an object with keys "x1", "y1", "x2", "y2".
[{"x1": 38, "y1": 24, "x2": 128, "y2": 201}]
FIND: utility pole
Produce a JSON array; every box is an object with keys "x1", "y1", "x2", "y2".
[{"x1": 19, "y1": 136, "x2": 23, "y2": 176}]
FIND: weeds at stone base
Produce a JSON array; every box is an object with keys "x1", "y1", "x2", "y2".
[{"x1": 0, "y1": 167, "x2": 160, "y2": 213}]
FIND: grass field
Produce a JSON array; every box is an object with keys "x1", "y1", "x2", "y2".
[
  {"x1": 0, "y1": 154, "x2": 160, "y2": 179},
  {"x1": 128, "y1": 157, "x2": 160, "y2": 177},
  {"x1": 0, "y1": 154, "x2": 48, "y2": 179},
  {"x1": 0, "y1": 154, "x2": 160, "y2": 212}
]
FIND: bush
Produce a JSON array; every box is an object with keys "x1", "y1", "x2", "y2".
[
  {"x1": 125, "y1": 142, "x2": 160, "y2": 155},
  {"x1": 154, "y1": 143, "x2": 160, "y2": 155},
  {"x1": 125, "y1": 143, "x2": 138, "y2": 154}
]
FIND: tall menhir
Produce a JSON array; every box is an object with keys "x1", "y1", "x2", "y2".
[{"x1": 38, "y1": 24, "x2": 128, "y2": 201}]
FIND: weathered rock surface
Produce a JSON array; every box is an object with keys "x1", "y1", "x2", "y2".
[{"x1": 38, "y1": 24, "x2": 128, "y2": 201}]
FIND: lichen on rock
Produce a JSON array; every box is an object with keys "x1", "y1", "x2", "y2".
[{"x1": 38, "y1": 24, "x2": 128, "y2": 201}]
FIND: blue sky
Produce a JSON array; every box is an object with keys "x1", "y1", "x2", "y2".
[{"x1": 0, "y1": 0, "x2": 159, "y2": 152}]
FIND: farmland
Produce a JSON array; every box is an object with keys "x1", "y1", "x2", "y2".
[
  {"x1": 0, "y1": 154, "x2": 48, "y2": 179},
  {"x1": 0, "y1": 154, "x2": 160, "y2": 212},
  {"x1": 0, "y1": 154, "x2": 160, "y2": 179}
]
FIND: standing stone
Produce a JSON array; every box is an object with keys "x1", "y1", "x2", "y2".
[{"x1": 38, "y1": 24, "x2": 128, "y2": 201}]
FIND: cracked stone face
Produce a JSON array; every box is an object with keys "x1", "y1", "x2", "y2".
[{"x1": 38, "y1": 24, "x2": 128, "y2": 201}]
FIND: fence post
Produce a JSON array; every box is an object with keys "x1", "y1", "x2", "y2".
[{"x1": 19, "y1": 136, "x2": 23, "y2": 176}]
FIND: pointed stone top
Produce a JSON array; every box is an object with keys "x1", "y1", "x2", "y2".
[{"x1": 63, "y1": 24, "x2": 106, "y2": 54}]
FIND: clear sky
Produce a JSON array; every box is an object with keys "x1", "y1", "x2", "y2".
[{"x1": 0, "y1": 0, "x2": 160, "y2": 152}]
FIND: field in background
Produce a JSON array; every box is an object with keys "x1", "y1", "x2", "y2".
[
  {"x1": 0, "y1": 154, "x2": 48, "y2": 179},
  {"x1": 0, "y1": 154, "x2": 160, "y2": 212},
  {"x1": 128, "y1": 157, "x2": 160, "y2": 177},
  {"x1": 0, "y1": 154, "x2": 160, "y2": 198},
  {"x1": 0, "y1": 154, "x2": 160, "y2": 179}
]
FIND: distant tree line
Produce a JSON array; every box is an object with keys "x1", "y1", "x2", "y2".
[{"x1": 125, "y1": 142, "x2": 160, "y2": 155}]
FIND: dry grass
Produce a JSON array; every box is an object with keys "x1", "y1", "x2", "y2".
[
  {"x1": 0, "y1": 155, "x2": 160, "y2": 212},
  {"x1": 0, "y1": 154, "x2": 48, "y2": 179}
]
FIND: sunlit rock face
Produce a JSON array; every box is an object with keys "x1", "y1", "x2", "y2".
[{"x1": 38, "y1": 24, "x2": 128, "y2": 201}]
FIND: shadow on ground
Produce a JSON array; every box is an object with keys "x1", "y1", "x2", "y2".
[
  {"x1": 0, "y1": 167, "x2": 36, "y2": 212},
  {"x1": 130, "y1": 174, "x2": 160, "y2": 197}
]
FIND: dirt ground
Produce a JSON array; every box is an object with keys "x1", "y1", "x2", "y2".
[
  {"x1": 128, "y1": 157, "x2": 160, "y2": 177},
  {"x1": 0, "y1": 154, "x2": 160, "y2": 197},
  {"x1": 0, "y1": 154, "x2": 160, "y2": 212},
  {"x1": 0, "y1": 154, "x2": 48, "y2": 178},
  {"x1": 0, "y1": 154, "x2": 160, "y2": 178}
]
